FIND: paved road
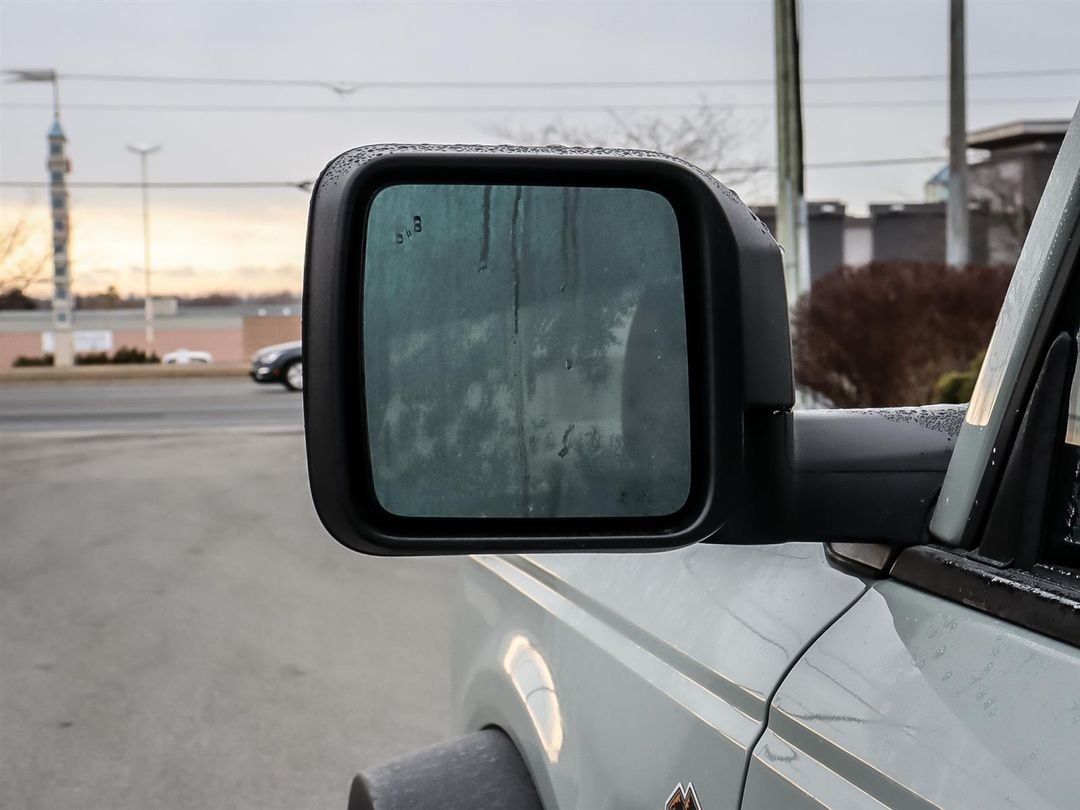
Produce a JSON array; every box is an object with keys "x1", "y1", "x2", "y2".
[
  {"x1": 0, "y1": 379, "x2": 303, "y2": 433},
  {"x1": 0, "y1": 382, "x2": 455, "y2": 810}
]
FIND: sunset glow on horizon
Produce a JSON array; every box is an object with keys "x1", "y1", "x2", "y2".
[{"x1": 0, "y1": 195, "x2": 307, "y2": 297}]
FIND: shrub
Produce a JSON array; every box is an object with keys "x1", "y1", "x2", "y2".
[
  {"x1": 111, "y1": 346, "x2": 160, "y2": 364},
  {"x1": 75, "y1": 352, "x2": 110, "y2": 365},
  {"x1": 792, "y1": 261, "x2": 1010, "y2": 408},
  {"x1": 931, "y1": 351, "x2": 985, "y2": 404},
  {"x1": 13, "y1": 354, "x2": 54, "y2": 367},
  {"x1": 11, "y1": 347, "x2": 162, "y2": 367}
]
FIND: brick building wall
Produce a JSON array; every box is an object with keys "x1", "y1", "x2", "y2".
[
  {"x1": 241, "y1": 315, "x2": 301, "y2": 360},
  {"x1": 0, "y1": 307, "x2": 305, "y2": 368}
]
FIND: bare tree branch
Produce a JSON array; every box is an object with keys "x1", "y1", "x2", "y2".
[
  {"x1": 0, "y1": 214, "x2": 50, "y2": 295},
  {"x1": 970, "y1": 162, "x2": 1032, "y2": 246},
  {"x1": 487, "y1": 102, "x2": 763, "y2": 188}
]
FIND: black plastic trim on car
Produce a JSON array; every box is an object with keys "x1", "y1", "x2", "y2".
[
  {"x1": 978, "y1": 332, "x2": 1073, "y2": 567},
  {"x1": 348, "y1": 728, "x2": 543, "y2": 810},
  {"x1": 824, "y1": 542, "x2": 899, "y2": 578},
  {"x1": 891, "y1": 545, "x2": 1080, "y2": 648}
]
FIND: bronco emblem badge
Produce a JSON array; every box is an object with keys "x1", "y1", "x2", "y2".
[{"x1": 665, "y1": 782, "x2": 702, "y2": 810}]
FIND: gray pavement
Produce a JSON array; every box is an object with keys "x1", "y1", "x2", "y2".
[
  {"x1": 0, "y1": 381, "x2": 455, "y2": 810},
  {"x1": 0, "y1": 379, "x2": 303, "y2": 433}
]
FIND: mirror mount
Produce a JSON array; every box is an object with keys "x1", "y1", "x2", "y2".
[
  {"x1": 305, "y1": 144, "x2": 952, "y2": 555},
  {"x1": 716, "y1": 405, "x2": 964, "y2": 547}
]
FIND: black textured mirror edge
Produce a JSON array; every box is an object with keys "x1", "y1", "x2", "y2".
[{"x1": 303, "y1": 145, "x2": 786, "y2": 555}]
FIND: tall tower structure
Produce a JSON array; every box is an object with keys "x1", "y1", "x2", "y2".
[{"x1": 48, "y1": 118, "x2": 75, "y2": 366}]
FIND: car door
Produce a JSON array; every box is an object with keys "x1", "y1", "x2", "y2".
[
  {"x1": 742, "y1": 107, "x2": 1080, "y2": 810},
  {"x1": 451, "y1": 544, "x2": 870, "y2": 810},
  {"x1": 742, "y1": 577, "x2": 1080, "y2": 808}
]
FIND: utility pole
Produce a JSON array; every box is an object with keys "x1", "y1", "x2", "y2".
[
  {"x1": 946, "y1": 0, "x2": 969, "y2": 266},
  {"x1": 774, "y1": 0, "x2": 810, "y2": 306},
  {"x1": 7, "y1": 69, "x2": 75, "y2": 366},
  {"x1": 127, "y1": 143, "x2": 161, "y2": 353}
]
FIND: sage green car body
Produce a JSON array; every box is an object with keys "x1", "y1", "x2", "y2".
[{"x1": 452, "y1": 547, "x2": 1079, "y2": 809}]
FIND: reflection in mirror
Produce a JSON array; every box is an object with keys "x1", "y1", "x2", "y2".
[{"x1": 363, "y1": 183, "x2": 690, "y2": 518}]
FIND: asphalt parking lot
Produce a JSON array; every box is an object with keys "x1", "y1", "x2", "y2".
[{"x1": 0, "y1": 380, "x2": 455, "y2": 810}]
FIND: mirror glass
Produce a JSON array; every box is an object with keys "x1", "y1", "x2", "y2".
[{"x1": 363, "y1": 183, "x2": 690, "y2": 519}]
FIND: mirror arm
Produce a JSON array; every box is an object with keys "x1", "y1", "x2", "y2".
[{"x1": 713, "y1": 405, "x2": 965, "y2": 546}]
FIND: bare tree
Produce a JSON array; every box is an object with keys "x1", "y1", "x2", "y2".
[
  {"x1": 970, "y1": 162, "x2": 1033, "y2": 263},
  {"x1": 0, "y1": 215, "x2": 50, "y2": 296},
  {"x1": 488, "y1": 102, "x2": 763, "y2": 188}
]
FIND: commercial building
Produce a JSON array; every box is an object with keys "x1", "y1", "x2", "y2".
[
  {"x1": 754, "y1": 119, "x2": 1069, "y2": 280},
  {"x1": 0, "y1": 302, "x2": 300, "y2": 367}
]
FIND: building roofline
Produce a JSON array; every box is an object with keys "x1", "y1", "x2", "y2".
[{"x1": 964, "y1": 119, "x2": 1070, "y2": 150}]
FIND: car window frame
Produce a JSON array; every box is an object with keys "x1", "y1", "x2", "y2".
[
  {"x1": 880, "y1": 107, "x2": 1080, "y2": 648},
  {"x1": 930, "y1": 104, "x2": 1080, "y2": 548}
]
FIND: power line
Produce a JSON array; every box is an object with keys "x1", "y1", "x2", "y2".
[
  {"x1": 0, "y1": 154, "x2": 951, "y2": 191},
  {"x1": 809, "y1": 66, "x2": 1080, "y2": 85},
  {"x1": 709, "y1": 155, "x2": 949, "y2": 173},
  {"x1": 1, "y1": 97, "x2": 1074, "y2": 115},
  {"x1": 0, "y1": 180, "x2": 312, "y2": 189},
  {"x1": 804, "y1": 155, "x2": 947, "y2": 169},
  {"x1": 10, "y1": 66, "x2": 1080, "y2": 91}
]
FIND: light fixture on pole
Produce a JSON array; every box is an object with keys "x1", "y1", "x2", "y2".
[{"x1": 127, "y1": 143, "x2": 162, "y2": 354}]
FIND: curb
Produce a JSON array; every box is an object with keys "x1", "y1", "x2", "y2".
[{"x1": 0, "y1": 364, "x2": 251, "y2": 383}]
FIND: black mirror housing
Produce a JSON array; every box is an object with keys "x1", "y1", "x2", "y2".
[{"x1": 303, "y1": 144, "x2": 792, "y2": 555}]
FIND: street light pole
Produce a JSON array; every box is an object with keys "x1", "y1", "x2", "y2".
[{"x1": 127, "y1": 143, "x2": 161, "y2": 353}]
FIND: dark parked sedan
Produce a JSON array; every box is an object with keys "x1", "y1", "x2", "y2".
[{"x1": 249, "y1": 340, "x2": 303, "y2": 391}]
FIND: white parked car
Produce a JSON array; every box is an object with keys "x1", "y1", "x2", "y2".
[{"x1": 161, "y1": 348, "x2": 213, "y2": 365}]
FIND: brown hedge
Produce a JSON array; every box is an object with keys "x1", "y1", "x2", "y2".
[{"x1": 792, "y1": 261, "x2": 1011, "y2": 408}]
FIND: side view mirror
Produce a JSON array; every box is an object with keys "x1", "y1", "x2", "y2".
[{"x1": 303, "y1": 145, "x2": 957, "y2": 555}]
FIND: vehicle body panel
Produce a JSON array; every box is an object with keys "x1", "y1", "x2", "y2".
[
  {"x1": 451, "y1": 543, "x2": 867, "y2": 809},
  {"x1": 743, "y1": 580, "x2": 1080, "y2": 809}
]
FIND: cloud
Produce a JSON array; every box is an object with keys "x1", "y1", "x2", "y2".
[
  {"x1": 234, "y1": 264, "x2": 301, "y2": 280},
  {"x1": 2, "y1": 197, "x2": 307, "y2": 294},
  {"x1": 155, "y1": 266, "x2": 201, "y2": 279}
]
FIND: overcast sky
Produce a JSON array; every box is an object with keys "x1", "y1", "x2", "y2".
[{"x1": 1, "y1": 0, "x2": 1078, "y2": 295}]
